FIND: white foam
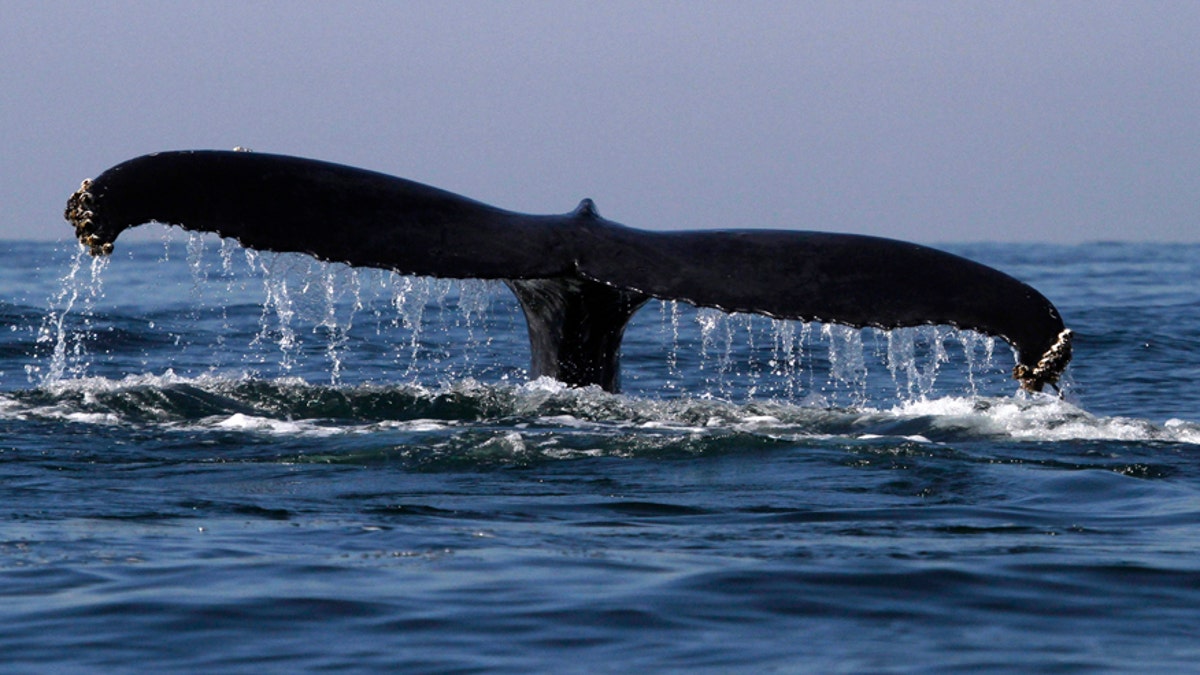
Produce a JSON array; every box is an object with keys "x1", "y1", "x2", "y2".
[
  {"x1": 857, "y1": 433, "x2": 933, "y2": 443},
  {"x1": 11, "y1": 370, "x2": 1199, "y2": 446},
  {"x1": 519, "y1": 376, "x2": 572, "y2": 394},
  {"x1": 198, "y1": 414, "x2": 454, "y2": 438},
  {"x1": 539, "y1": 414, "x2": 586, "y2": 426},
  {"x1": 890, "y1": 395, "x2": 1200, "y2": 445},
  {"x1": 376, "y1": 419, "x2": 450, "y2": 433},
  {"x1": 740, "y1": 415, "x2": 783, "y2": 425},
  {"x1": 40, "y1": 369, "x2": 192, "y2": 395},
  {"x1": 637, "y1": 419, "x2": 704, "y2": 432},
  {"x1": 213, "y1": 413, "x2": 314, "y2": 435},
  {"x1": 1164, "y1": 418, "x2": 1200, "y2": 444},
  {"x1": 63, "y1": 411, "x2": 122, "y2": 425},
  {"x1": 0, "y1": 394, "x2": 20, "y2": 418}
]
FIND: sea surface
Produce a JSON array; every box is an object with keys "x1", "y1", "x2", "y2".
[{"x1": 1, "y1": 234, "x2": 1198, "y2": 673}]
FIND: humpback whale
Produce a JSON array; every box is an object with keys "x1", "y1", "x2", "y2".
[{"x1": 65, "y1": 150, "x2": 1073, "y2": 393}]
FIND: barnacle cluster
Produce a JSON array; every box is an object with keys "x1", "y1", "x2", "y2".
[
  {"x1": 65, "y1": 178, "x2": 113, "y2": 256},
  {"x1": 1014, "y1": 328, "x2": 1073, "y2": 392}
]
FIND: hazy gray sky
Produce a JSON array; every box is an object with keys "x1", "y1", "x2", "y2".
[{"x1": 2, "y1": 1, "x2": 1197, "y2": 243}]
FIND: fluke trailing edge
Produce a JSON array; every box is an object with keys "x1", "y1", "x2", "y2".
[{"x1": 65, "y1": 150, "x2": 1073, "y2": 392}]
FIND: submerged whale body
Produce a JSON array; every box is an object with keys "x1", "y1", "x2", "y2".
[{"x1": 65, "y1": 150, "x2": 1073, "y2": 392}]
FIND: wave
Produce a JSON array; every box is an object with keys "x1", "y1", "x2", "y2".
[{"x1": 4, "y1": 372, "x2": 1197, "y2": 449}]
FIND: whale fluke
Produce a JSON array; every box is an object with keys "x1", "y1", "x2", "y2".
[{"x1": 65, "y1": 150, "x2": 1072, "y2": 392}]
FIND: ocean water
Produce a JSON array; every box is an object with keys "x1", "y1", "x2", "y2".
[{"x1": 1, "y1": 234, "x2": 1198, "y2": 673}]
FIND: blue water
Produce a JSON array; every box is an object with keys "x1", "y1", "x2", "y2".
[{"x1": 2, "y1": 234, "x2": 1198, "y2": 672}]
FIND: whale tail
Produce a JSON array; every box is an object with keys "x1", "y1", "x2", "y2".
[{"x1": 66, "y1": 150, "x2": 1072, "y2": 393}]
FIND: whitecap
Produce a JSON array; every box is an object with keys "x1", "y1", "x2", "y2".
[{"x1": 376, "y1": 419, "x2": 450, "y2": 432}]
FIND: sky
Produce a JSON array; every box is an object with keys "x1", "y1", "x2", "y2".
[{"x1": 2, "y1": 1, "x2": 1197, "y2": 243}]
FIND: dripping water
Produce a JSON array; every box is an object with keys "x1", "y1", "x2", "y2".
[
  {"x1": 822, "y1": 324, "x2": 869, "y2": 403},
  {"x1": 661, "y1": 301, "x2": 682, "y2": 384},
  {"x1": 252, "y1": 252, "x2": 301, "y2": 373},
  {"x1": 36, "y1": 232, "x2": 1017, "y2": 403},
  {"x1": 30, "y1": 245, "x2": 108, "y2": 384},
  {"x1": 649, "y1": 306, "x2": 1009, "y2": 404}
]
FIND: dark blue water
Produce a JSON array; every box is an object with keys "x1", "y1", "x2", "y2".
[{"x1": 2, "y1": 235, "x2": 1198, "y2": 672}]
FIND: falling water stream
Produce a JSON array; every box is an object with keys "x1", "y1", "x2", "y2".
[{"x1": 33, "y1": 230, "x2": 1009, "y2": 405}]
